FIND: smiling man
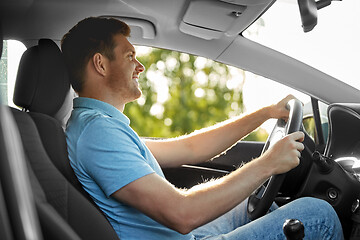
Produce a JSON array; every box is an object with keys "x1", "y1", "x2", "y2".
[{"x1": 62, "y1": 17, "x2": 343, "y2": 240}]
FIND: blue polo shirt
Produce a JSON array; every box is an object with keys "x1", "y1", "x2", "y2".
[{"x1": 66, "y1": 97, "x2": 194, "y2": 240}]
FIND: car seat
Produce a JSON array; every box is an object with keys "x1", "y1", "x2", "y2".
[
  {"x1": 0, "y1": 29, "x2": 43, "y2": 240},
  {"x1": 1, "y1": 30, "x2": 80, "y2": 240},
  {"x1": 11, "y1": 39, "x2": 119, "y2": 239},
  {"x1": 13, "y1": 39, "x2": 84, "y2": 196}
]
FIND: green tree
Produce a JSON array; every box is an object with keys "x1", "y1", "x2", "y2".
[{"x1": 124, "y1": 47, "x2": 267, "y2": 142}]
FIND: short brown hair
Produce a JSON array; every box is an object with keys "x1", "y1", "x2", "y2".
[{"x1": 61, "y1": 17, "x2": 130, "y2": 92}]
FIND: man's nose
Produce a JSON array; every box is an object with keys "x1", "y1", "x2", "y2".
[{"x1": 135, "y1": 59, "x2": 145, "y2": 73}]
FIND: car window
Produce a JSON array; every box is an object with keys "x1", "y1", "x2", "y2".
[
  {"x1": 244, "y1": 0, "x2": 360, "y2": 91},
  {"x1": 126, "y1": 46, "x2": 310, "y2": 142},
  {"x1": 128, "y1": 46, "x2": 247, "y2": 139},
  {"x1": 241, "y1": 72, "x2": 310, "y2": 140},
  {"x1": 0, "y1": 41, "x2": 312, "y2": 143},
  {"x1": 302, "y1": 100, "x2": 329, "y2": 145},
  {"x1": 318, "y1": 101, "x2": 329, "y2": 143},
  {"x1": 303, "y1": 116, "x2": 316, "y2": 140},
  {"x1": 0, "y1": 40, "x2": 26, "y2": 108}
]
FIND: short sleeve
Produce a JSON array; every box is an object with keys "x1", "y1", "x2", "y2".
[{"x1": 77, "y1": 117, "x2": 155, "y2": 197}]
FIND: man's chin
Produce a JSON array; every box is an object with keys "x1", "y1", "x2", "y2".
[{"x1": 128, "y1": 89, "x2": 142, "y2": 103}]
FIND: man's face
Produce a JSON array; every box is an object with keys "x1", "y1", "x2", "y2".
[{"x1": 105, "y1": 34, "x2": 145, "y2": 103}]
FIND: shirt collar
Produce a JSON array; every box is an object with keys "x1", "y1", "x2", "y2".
[{"x1": 73, "y1": 97, "x2": 130, "y2": 125}]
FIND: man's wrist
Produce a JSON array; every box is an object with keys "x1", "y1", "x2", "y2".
[
  {"x1": 251, "y1": 154, "x2": 275, "y2": 180},
  {"x1": 262, "y1": 105, "x2": 274, "y2": 120}
]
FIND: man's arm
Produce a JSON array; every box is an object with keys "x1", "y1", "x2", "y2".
[
  {"x1": 146, "y1": 95, "x2": 295, "y2": 168},
  {"x1": 112, "y1": 131, "x2": 304, "y2": 234}
]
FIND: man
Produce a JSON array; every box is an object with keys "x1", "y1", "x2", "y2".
[{"x1": 62, "y1": 17, "x2": 343, "y2": 239}]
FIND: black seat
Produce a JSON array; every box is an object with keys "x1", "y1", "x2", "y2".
[
  {"x1": 13, "y1": 39, "x2": 78, "y2": 186},
  {"x1": 11, "y1": 39, "x2": 119, "y2": 239},
  {"x1": 13, "y1": 39, "x2": 72, "y2": 128},
  {"x1": 0, "y1": 29, "x2": 42, "y2": 240},
  {"x1": 1, "y1": 29, "x2": 78, "y2": 240}
]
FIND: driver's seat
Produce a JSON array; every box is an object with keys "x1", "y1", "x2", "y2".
[{"x1": 11, "y1": 39, "x2": 119, "y2": 239}]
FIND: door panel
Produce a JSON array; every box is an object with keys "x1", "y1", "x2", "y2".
[{"x1": 164, "y1": 141, "x2": 264, "y2": 188}]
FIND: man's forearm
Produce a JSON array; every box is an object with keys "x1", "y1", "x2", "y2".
[
  {"x1": 183, "y1": 106, "x2": 272, "y2": 163},
  {"x1": 116, "y1": 155, "x2": 274, "y2": 235},
  {"x1": 148, "y1": 106, "x2": 272, "y2": 168},
  {"x1": 177, "y1": 156, "x2": 272, "y2": 233}
]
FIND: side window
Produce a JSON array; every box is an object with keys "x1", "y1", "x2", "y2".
[
  {"x1": 126, "y1": 46, "x2": 310, "y2": 141},
  {"x1": 241, "y1": 73, "x2": 311, "y2": 141},
  {"x1": 319, "y1": 101, "x2": 329, "y2": 143},
  {"x1": 303, "y1": 101, "x2": 316, "y2": 140},
  {"x1": 128, "y1": 46, "x2": 246, "y2": 139},
  {"x1": 0, "y1": 40, "x2": 27, "y2": 107},
  {"x1": 303, "y1": 116, "x2": 316, "y2": 140},
  {"x1": 302, "y1": 100, "x2": 329, "y2": 144}
]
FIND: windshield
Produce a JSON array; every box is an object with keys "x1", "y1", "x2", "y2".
[{"x1": 244, "y1": 0, "x2": 360, "y2": 90}]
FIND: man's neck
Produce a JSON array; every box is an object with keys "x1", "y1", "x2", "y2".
[{"x1": 78, "y1": 92, "x2": 125, "y2": 112}]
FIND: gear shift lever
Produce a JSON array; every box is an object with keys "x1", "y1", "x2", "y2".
[{"x1": 283, "y1": 219, "x2": 305, "y2": 240}]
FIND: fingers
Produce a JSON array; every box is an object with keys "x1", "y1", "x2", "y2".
[
  {"x1": 286, "y1": 132, "x2": 304, "y2": 168},
  {"x1": 282, "y1": 94, "x2": 296, "y2": 104},
  {"x1": 284, "y1": 132, "x2": 305, "y2": 160},
  {"x1": 262, "y1": 131, "x2": 305, "y2": 175},
  {"x1": 287, "y1": 131, "x2": 305, "y2": 143},
  {"x1": 279, "y1": 95, "x2": 295, "y2": 109},
  {"x1": 294, "y1": 141, "x2": 305, "y2": 151},
  {"x1": 271, "y1": 95, "x2": 298, "y2": 120}
]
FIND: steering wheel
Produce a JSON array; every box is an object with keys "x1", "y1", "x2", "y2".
[{"x1": 247, "y1": 99, "x2": 303, "y2": 220}]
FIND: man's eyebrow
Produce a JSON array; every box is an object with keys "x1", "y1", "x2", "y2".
[{"x1": 124, "y1": 48, "x2": 136, "y2": 55}]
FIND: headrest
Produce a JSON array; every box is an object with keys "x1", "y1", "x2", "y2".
[{"x1": 13, "y1": 39, "x2": 70, "y2": 117}]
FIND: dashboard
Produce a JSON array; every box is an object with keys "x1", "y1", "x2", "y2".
[{"x1": 299, "y1": 103, "x2": 360, "y2": 237}]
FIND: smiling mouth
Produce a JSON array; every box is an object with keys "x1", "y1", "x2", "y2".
[{"x1": 133, "y1": 76, "x2": 139, "y2": 84}]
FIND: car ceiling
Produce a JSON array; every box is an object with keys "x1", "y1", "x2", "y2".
[
  {"x1": 2, "y1": 0, "x2": 360, "y2": 104},
  {"x1": 0, "y1": 0, "x2": 274, "y2": 59}
]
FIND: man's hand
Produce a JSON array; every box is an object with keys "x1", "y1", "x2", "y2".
[
  {"x1": 269, "y1": 94, "x2": 297, "y2": 120},
  {"x1": 259, "y1": 131, "x2": 305, "y2": 175}
]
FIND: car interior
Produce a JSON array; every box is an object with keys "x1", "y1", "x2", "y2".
[{"x1": 1, "y1": 0, "x2": 360, "y2": 239}]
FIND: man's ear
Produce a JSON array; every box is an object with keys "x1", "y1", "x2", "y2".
[{"x1": 92, "y1": 53, "x2": 107, "y2": 77}]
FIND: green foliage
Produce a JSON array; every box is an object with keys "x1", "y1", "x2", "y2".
[
  {"x1": 244, "y1": 128, "x2": 268, "y2": 142},
  {"x1": 303, "y1": 117, "x2": 316, "y2": 140},
  {"x1": 124, "y1": 47, "x2": 267, "y2": 142}
]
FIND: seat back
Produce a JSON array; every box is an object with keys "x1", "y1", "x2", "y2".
[
  {"x1": 13, "y1": 39, "x2": 87, "y2": 197},
  {"x1": 1, "y1": 36, "x2": 82, "y2": 240},
  {"x1": 13, "y1": 39, "x2": 86, "y2": 191},
  {"x1": 11, "y1": 107, "x2": 119, "y2": 239},
  {"x1": 0, "y1": 24, "x2": 32, "y2": 240},
  {"x1": 0, "y1": 105, "x2": 44, "y2": 240},
  {"x1": 12, "y1": 39, "x2": 119, "y2": 239}
]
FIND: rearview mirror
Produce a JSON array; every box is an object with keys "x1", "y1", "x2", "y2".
[{"x1": 297, "y1": 0, "x2": 318, "y2": 32}]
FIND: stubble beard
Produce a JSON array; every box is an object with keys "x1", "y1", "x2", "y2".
[{"x1": 107, "y1": 77, "x2": 142, "y2": 104}]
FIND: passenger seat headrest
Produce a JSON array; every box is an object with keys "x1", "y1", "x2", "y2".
[{"x1": 13, "y1": 39, "x2": 70, "y2": 117}]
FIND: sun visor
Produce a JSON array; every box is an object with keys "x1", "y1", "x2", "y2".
[
  {"x1": 179, "y1": 0, "x2": 275, "y2": 40},
  {"x1": 101, "y1": 16, "x2": 156, "y2": 40}
]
